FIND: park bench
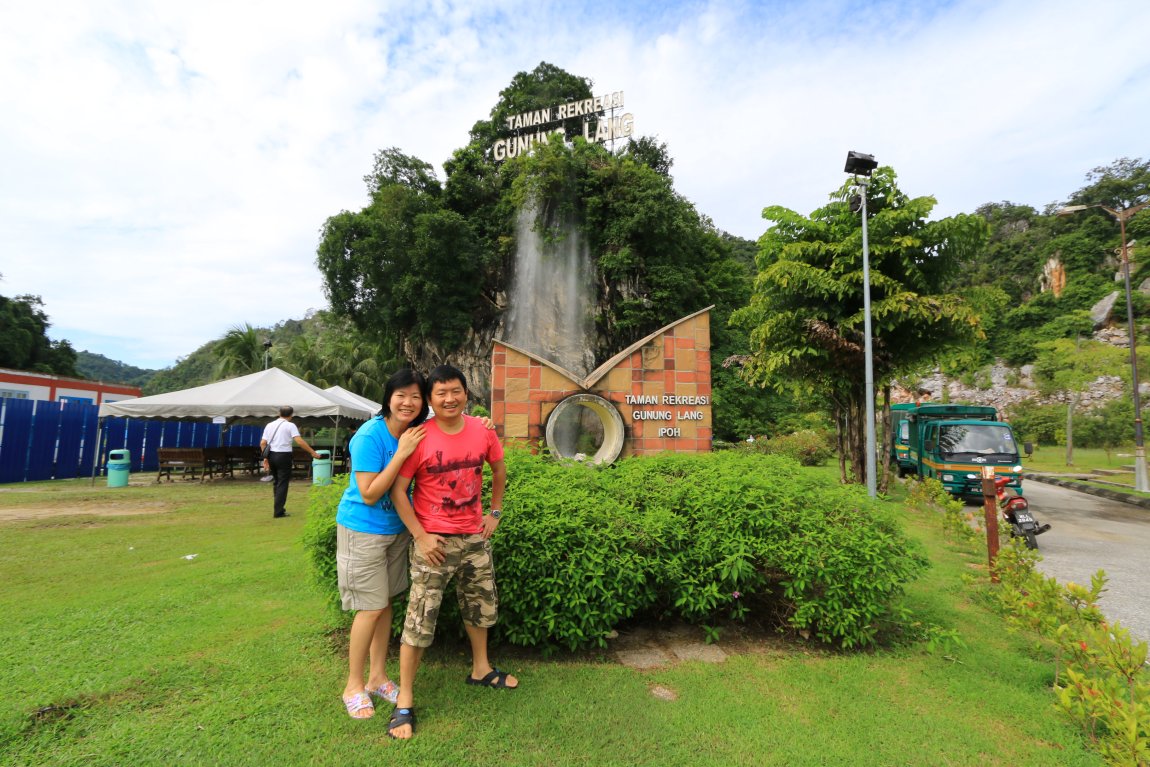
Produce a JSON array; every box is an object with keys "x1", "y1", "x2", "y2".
[{"x1": 156, "y1": 448, "x2": 209, "y2": 482}]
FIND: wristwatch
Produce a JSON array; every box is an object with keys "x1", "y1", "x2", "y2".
[{"x1": 488, "y1": 508, "x2": 502, "y2": 520}]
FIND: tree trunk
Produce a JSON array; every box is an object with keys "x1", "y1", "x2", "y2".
[
  {"x1": 878, "y1": 384, "x2": 891, "y2": 494},
  {"x1": 1064, "y1": 393, "x2": 1079, "y2": 466}
]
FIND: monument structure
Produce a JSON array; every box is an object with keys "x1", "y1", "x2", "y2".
[{"x1": 489, "y1": 86, "x2": 713, "y2": 462}]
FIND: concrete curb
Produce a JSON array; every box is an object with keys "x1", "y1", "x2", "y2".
[{"x1": 1024, "y1": 472, "x2": 1150, "y2": 510}]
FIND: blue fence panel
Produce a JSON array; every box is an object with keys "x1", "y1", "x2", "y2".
[
  {"x1": 104, "y1": 418, "x2": 128, "y2": 451},
  {"x1": 77, "y1": 405, "x2": 99, "y2": 478},
  {"x1": 125, "y1": 419, "x2": 147, "y2": 472},
  {"x1": 160, "y1": 420, "x2": 181, "y2": 449},
  {"x1": 141, "y1": 421, "x2": 164, "y2": 472},
  {"x1": 54, "y1": 401, "x2": 88, "y2": 479},
  {"x1": 27, "y1": 401, "x2": 63, "y2": 482},
  {"x1": 0, "y1": 399, "x2": 34, "y2": 483}
]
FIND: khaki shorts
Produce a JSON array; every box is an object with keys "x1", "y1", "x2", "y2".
[
  {"x1": 336, "y1": 524, "x2": 412, "y2": 611},
  {"x1": 401, "y1": 533, "x2": 498, "y2": 648}
]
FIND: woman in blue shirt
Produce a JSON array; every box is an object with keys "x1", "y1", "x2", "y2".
[{"x1": 337, "y1": 369, "x2": 430, "y2": 719}]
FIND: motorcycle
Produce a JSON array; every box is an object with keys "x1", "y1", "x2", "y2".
[{"x1": 994, "y1": 476, "x2": 1051, "y2": 549}]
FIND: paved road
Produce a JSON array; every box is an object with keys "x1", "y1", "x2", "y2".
[{"x1": 996, "y1": 481, "x2": 1150, "y2": 645}]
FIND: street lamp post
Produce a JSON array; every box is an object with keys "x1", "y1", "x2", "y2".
[
  {"x1": 845, "y1": 151, "x2": 879, "y2": 497},
  {"x1": 263, "y1": 339, "x2": 273, "y2": 371},
  {"x1": 1059, "y1": 200, "x2": 1150, "y2": 492}
]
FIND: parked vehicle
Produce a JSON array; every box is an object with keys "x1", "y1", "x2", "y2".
[
  {"x1": 890, "y1": 403, "x2": 917, "y2": 477},
  {"x1": 995, "y1": 475, "x2": 1050, "y2": 549},
  {"x1": 904, "y1": 404, "x2": 1024, "y2": 498}
]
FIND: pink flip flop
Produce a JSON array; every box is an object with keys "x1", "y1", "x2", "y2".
[
  {"x1": 368, "y1": 680, "x2": 399, "y2": 704},
  {"x1": 341, "y1": 691, "x2": 375, "y2": 719}
]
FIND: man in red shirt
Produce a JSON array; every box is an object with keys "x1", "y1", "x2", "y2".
[{"x1": 387, "y1": 364, "x2": 517, "y2": 739}]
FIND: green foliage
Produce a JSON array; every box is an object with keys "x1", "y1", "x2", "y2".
[
  {"x1": 75, "y1": 351, "x2": 155, "y2": 387},
  {"x1": 301, "y1": 474, "x2": 350, "y2": 614},
  {"x1": 1006, "y1": 400, "x2": 1065, "y2": 446},
  {"x1": 738, "y1": 429, "x2": 833, "y2": 466},
  {"x1": 303, "y1": 449, "x2": 929, "y2": 651},
  {"x1": 733, "y1": 166, "x2": 988, "y2": 485},
  {"x1": 905, "y1": 476, "x2": 979, "y2": 543},
  {"x1": 0, "y1": 293, "x2": 78, "y2": 376},
  {"x1": 991, "y1": 543, "x2": 1150, "y2": 765}
]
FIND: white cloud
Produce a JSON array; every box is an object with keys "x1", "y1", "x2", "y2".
[{"x1": 1, "y1": 0, "x2": 1147, "y2": 368}]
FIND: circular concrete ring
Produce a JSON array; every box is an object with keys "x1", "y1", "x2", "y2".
[{"x1": 544, "y1": 393, "x2": 625, "y2": 464}]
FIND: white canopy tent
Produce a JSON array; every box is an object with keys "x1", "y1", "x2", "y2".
[
  {"x1": 324, "y1": 385, "x2": 382, "y2": 416},
  {"x1": 93, "y1": 368, "x2": 376, "y2": 483},
  {"x1": 99, "y1": 367, "x2": 376, "y2": 423}
]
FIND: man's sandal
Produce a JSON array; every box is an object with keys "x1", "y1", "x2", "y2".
[
  {"x1": 387, "y1": 707, "x2": 415, "y2": 738},
  {"x1": 367, "y1": 680, "x2": 399, "y2": 704},
  {"x1": 465, "y1": 668, "x2": 517, "y2": 689},
  {"x1": 341, "y1": 691, "x2": 375, "y2": 719}
]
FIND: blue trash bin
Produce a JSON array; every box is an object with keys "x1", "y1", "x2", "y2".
[
  {"x1": 107, "y1": 449, "x2": 131, "y2": 488},
  {"x1": 312, "y1": 450, "x2": 332, "y2": 486}
]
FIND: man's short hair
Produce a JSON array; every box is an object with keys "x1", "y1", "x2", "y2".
[
  {"x1": 427, "y1": 364, "x2": 467, "y2": 393},
  {"x1": 279, "y1": 406, "x2": 294, "y2": 418}
]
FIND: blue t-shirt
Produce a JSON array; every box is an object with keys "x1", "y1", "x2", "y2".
[{"x1": 336, "y1": 416, "x2": 406, "y2": 535}]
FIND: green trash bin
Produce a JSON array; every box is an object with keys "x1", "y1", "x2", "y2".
[
  {"x1": 312, "y1": 450, "x2": 332, "y2": 486},
  {"x1": 107, "y1": 449, "x2": 131, "y2": 488}
]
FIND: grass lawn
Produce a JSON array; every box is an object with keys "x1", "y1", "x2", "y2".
[
  {"x1": 0, "y1": 474, "x2": 1102, "y2": 766},
  {"x1": 1023, "y1": 445, "x2": 1150, "y2": 498}
]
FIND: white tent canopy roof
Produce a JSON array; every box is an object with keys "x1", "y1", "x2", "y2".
[
  {"x1": 97, "y1": 368, "x2": 375, "y2": 424},
  {"x1": 324, "y1": 385, "x2": 382, "y2": 415}
]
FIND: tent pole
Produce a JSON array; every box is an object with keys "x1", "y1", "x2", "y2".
[{"x1": 90, "y1": 417, "x2": 105, "y2": 486}]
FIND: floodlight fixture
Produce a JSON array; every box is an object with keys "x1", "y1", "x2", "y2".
[{"x1": 844, "y1": 151, "x2": 878, "y2": 177}]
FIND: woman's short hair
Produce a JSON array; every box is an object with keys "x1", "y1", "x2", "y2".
[{"x1": 381, "y1": 368, "x2": 430, "y2": 425}]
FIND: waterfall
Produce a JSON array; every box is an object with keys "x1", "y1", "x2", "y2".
[{"x1": 503, "y1": 197, "x2": 597, "y2": 380}]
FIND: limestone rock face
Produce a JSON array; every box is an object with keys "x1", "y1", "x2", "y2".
[{"x1": 1040, "y1": 256, "x2": 1067, "y2": 296}]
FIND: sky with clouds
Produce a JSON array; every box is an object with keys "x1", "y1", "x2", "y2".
[{"x1": 1, "y1": 0, "x2": 1147, "y2": 371}]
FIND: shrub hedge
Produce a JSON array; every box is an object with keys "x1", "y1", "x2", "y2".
[{"x1": 303, "y1": 448, "x2": 928, "y2": 650}]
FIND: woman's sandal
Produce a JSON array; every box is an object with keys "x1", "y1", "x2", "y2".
[
  {"x1": 465, "y1": 668, "x2": 517, "y2": 689},
  {"x1": 341, "y1": 691, "x2": 375, "y2": 719},
  {"x1": 387, "y1": 707, "x2": 416, "y2": 738},
  {"x1": 367, "y1": 680, "x2": 399, "y2": 704}
]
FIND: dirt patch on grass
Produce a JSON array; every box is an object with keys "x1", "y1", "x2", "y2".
[{"x1": 0, "y1": 499, "x2": 175, "y2": 522}]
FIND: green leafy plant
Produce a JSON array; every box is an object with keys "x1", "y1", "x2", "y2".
[
  {"x1": 990, "y1": 540, "x2": 1150, "y2": 765},
  {"x1": 304, "y1": 449, "x2": 929, "y2": 651}
]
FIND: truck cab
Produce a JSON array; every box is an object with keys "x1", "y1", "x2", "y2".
[{"x1": 906, "y1": 404, "x2": 1023, "y2": 498}]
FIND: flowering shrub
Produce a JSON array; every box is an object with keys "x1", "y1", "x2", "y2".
[{"x1": 993, "y1": 541, "x2": 1149, "y2": 765}]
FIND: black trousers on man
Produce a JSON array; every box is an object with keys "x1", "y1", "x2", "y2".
[{"x1": 268, "y1": 451, "x2": 294, "y2": 517}]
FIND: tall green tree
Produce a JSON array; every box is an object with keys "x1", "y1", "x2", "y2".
[
  {"x1": 733, "y1": 167, "x2": 988, "y2": 486},
  {"x1": 1031, "y1": 337, "x2": 1128, "y2": 466},
  {"x1": 0, "y1": 293, "x2": 78, "y2": 376}
]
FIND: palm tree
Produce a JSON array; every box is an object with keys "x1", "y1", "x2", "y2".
[{"x1": 214, "y1": 323, "x2": 267, "y2": 378}]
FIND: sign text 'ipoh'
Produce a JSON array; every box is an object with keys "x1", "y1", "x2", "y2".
[
  {"x1": 492, "y1": 91, "x2": 633, "y2": 161},
  {"x1": 626, "y1": 393, "x2": 709, "y2": 438}
]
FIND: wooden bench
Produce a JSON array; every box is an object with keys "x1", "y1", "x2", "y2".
[
  {"x1": 202, "y1": 447, "x2": 235, "y2": 479},
  {"x1": 156, "y1": 448, "x2": 209, "y2": 482}
]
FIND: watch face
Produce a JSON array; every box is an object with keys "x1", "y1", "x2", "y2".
[{"x1": 490, "y1": 510, "x2": 502, "y2": 519}]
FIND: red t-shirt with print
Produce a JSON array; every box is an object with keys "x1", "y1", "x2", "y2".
[{"x1": 398, "y1": 415, "x2": 505, "y2": 535}]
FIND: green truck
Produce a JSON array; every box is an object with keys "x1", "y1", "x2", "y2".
[{"x1": 898, "y1": 403, "x2": 1023, "y2": 498}]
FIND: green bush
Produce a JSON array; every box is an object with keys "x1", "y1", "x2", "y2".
[
  {"x1": 301, "y1": 474, "x2": 351, "y2": 614},
  {"x1": 304, "y1": 449, "x2": 928, "y2": 651},
  {"x1": 738, "y1": 429, "x2": 833, "y2": 466}
]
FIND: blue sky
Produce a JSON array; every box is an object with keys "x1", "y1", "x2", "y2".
[{"x1": 1, "y1": 0, "x2": 1147, "y2": 370}]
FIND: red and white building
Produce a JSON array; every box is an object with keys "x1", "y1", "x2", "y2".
[{"x1": 0, "y1": 368, "x2": 140, "y2": 405}]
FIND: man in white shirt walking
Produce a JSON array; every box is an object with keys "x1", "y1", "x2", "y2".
[{"x1": 260, "y1": 406, "x2": 319, "y2": 518}]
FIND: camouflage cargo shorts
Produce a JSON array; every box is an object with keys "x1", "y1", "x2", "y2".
[{"x1": 402, "y1": 533, "x2": 498, "y2": 648}]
